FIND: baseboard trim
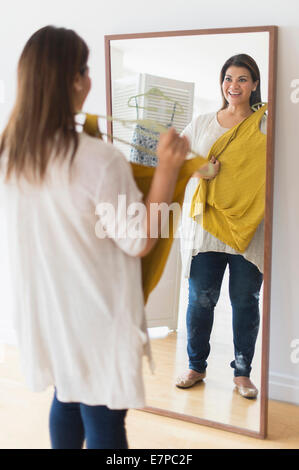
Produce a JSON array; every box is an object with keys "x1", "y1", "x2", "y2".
[{"x1": 269, "y1": 371, "x2": 299, "y2": 405}]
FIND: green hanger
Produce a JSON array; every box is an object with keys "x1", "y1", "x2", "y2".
[
  {"x1": 127, "y1": 87, "x2": 184, "y2": 115},
  {"x1": 251, "y1": 101, "x2": 267, "y2": 112},
  {"x1": 78, "y1": 111, "x2": 201, "y2": 160}
]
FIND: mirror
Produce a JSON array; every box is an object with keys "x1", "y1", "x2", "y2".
[{"x1": 105, "y1": 26, "x2": 277, "y2": 438}]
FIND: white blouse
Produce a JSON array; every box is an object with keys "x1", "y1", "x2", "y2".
[
  {"x1": 180, "y1": 112, "x2": 267, "y2": 277},
  {"x1": 0, "y1": 132, "x2": 150, "y2": 409}
]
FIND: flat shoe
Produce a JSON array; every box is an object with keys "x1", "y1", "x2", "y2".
[
  {"x1": 175, "y1": 371, "x2": 206, "y2": 389},
  {"x1": 235, "y1": 384, "x2": 258, "y2": 399}
]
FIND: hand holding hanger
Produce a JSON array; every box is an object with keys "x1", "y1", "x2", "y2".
[
  {"x1": 192, "y1": 156, "x2": 221, "y2": 180},
  {"x1": 157, "y1": 128, "x2": 190, "y2": 170}
]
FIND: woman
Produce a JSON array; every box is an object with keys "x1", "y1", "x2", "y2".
[
  {"x1": 0, "y1": 26, "x2": 191, "y2": 449},
  {"x1": 176, "y1": 54, "x2": 267, "y2": 399}
]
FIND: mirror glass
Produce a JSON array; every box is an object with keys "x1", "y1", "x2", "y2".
[{"x1": 108, "y1": 31, "x2": 270, "y2": 434}]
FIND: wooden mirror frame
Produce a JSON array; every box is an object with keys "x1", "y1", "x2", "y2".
[{"x1": 105, "y1": 25, "x2": 278, "y2": 439}]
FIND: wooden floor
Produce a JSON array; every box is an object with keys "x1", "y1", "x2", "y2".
[
  {"x1": 144, "y1": 267, "x2": 264, "y2": 434},
  {"x1": 126, "y1": 399, "x2": 299, "y2": 449},
  {"x1": 0, "y1": 344, "x2": 298, "y2": 449},
  {"x1": 143, "y1": 329, "x2": 261, "y2": 432}
]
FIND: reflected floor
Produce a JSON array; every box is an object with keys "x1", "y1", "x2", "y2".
[{"x1": 143, "y1": 329, "x2": 262, "y2": 432}]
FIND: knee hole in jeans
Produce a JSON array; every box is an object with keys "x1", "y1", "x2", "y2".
[
  {"x1": 230, "y1": 289, "x2": 261, "y2": 307},
  {"x1": 189, "y1": 287, "x2": 220, "y2": 309}
]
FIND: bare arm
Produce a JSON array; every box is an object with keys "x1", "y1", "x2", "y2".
[{"x1": 137, "y1": 128, "x2": 190, "y2": 257}]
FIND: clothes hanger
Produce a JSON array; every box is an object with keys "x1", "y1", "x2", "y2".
[
  {"x1": 251, "y1": 101, "x2": 268, "y2": 112},
  {"x1": 76, "y1": 112, "x2": 165, "y2": 157},
  {"x1": 77, "y1": 111, "x2": 169, "y2": 134},
  {"x1": 76, "y1": 111, "x2": 200, "y2": 160},
  {"x1": 127, "y1": 87, "x2": 184, "y2": 116}
]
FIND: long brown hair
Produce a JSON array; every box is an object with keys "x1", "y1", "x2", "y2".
[
  {"x1": 219, "y1": 54, "x2": 261, "y2": 110},
  {"x1": 0, "y1": 25, "x2": 89, "y2": 182}
]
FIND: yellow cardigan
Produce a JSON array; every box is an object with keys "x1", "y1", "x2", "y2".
[
  {"x1": 83, "y1": 115, "x2": 206, "y2": 303},
  {"x1": 190, "y1": 104, "x2": 267, "y2": 253}
]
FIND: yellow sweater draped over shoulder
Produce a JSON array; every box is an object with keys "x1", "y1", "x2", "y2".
[{"x1": 190, "y1": 104, "x2": 267, "y2": 253}]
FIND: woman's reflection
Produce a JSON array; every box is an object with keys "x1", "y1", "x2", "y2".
[{"x1": 176, "y1": 54, "x2": 267, "y2": 399}]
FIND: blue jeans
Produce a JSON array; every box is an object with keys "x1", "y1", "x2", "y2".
[
  {"x1": 186, "y1": 252, "x2": 263, "y2": 377},
  {"x1": 49, "y1": 390, "x2": 128, "y2": 449}
]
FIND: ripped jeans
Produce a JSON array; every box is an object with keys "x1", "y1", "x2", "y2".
[{"x1": 186, "y1": 252, "x2": 263, "y2": 377}]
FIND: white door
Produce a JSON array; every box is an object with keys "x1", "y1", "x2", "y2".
[{"x1": 145, "y1": 238, "x2": 182, "y2": 330}]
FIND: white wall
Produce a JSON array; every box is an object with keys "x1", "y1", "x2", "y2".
[
  {"x1": 0, "y1": 0, "x2": 299, "y2": 404},
  {"x1": 111, "y1": 33, "x2": 269, "y2": 116}
]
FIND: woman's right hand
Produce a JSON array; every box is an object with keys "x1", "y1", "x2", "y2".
[
  {"x1": 137, "y1": 128, "x2": 190, "y2": 257},
  {"x1": 157, "y1": 127, "x2": 190, "y2": 171},
  {"x1": 193, "y1": 156, "x2": 221, "y2": 180}
]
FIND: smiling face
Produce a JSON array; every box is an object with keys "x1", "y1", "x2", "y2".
[{"x1": 222, "y1": 65, "x2": 258, "y2": 107}]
